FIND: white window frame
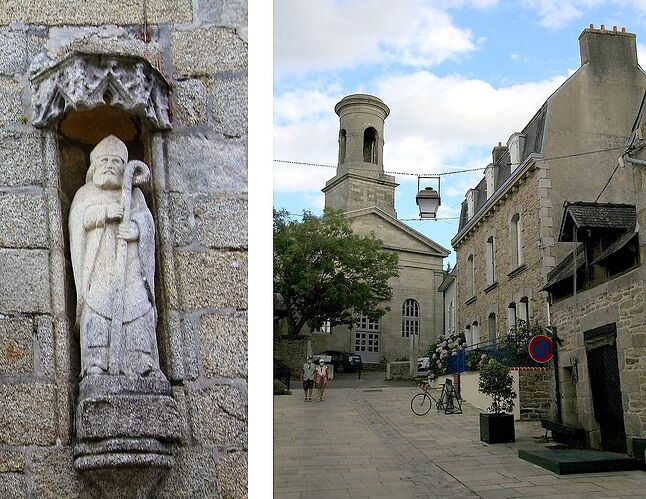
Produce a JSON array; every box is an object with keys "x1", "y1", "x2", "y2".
[
  {"x1": 511, "y1": 213, "x2": 523, "y2": 268},
  {"x1": 486, "y1": 236, "x2": 496, "y2": 285},
  {"x1": 401, "y1": 299, "x2": 420, "y2": 338}
]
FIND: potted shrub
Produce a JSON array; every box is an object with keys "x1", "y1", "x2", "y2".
[{"x1": 478, "y1": 358, "x2": 516, "y2": 443}]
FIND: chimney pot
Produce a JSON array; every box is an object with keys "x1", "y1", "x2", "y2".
[
  {"x1": 622, "y1": 27, "x2": 626, "y2": 32},
  {"x1": 613, "y1": 25, "x2": 618, "y2": 32},
  {"x1": 590, "y1": 24, "x2": 594, "y2": 29},
  {"x1": 600, "y1": 24, "x2": 605, "y2": 30}
]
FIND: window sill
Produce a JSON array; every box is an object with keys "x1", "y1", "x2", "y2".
[
  {"x1": 507, "y1": 264, "x2": 526, "y2": 279},
  {"x1": 465, "y1": 296, "x2": 476, "y2": 305},
  {"x1": 484, "y1": 281, "x2": 499, "y2": 293}
]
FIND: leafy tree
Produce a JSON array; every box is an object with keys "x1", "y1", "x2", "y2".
[
  {"x1": 478, "y1": 359, "x2": 516, "y2": 414},
  {"x1": 274, "y1": 208, "x2": 399, "y2": 337}
]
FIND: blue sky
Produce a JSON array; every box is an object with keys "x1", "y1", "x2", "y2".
[{"x1": 272, "y1": 0, "x2": 646, "y2": 266}]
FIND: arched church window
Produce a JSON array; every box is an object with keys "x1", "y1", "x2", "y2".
[{"x1": 401, "y1": 299, "x2": 420, "y2": 338}]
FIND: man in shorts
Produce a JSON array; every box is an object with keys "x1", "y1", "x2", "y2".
[{"x1": 301, "y1": 356, "x2": 316, "y2": 401}]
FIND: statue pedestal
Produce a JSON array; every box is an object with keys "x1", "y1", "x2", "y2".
[{"x1": 73, "y1": 375, "x2": 182, "y2": 471}]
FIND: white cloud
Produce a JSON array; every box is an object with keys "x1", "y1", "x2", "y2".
[
  {"x1": 373, "y1": 71, "x2": 567, "y2": 172},
  {"x1": 519, "y1": 0, "x2": 622, "y2": 29},
  {"x1": 274, "y1": 0, "x2": 478, "y2": 77},
  {"x1": 273, "y1": 70, "x2": 567, "y2": 198}
]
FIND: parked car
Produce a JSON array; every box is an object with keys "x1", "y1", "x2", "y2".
[
  {"x1": 418, "y1": 356, "x2": 430, "y2": 372},
  {"x1": 314, "y1": 351, "x2": 363, "y2": 373}
]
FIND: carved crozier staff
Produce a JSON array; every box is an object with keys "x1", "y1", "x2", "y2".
[{"x1": 109, "y1": 160, "x2": 151, "y2": 375}]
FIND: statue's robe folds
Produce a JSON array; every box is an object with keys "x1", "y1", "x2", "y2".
[{"x1": 69, "y1": 183, "x2": 159, "y2": 376}]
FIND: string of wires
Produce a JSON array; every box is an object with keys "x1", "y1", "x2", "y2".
[
  {"x1": 279, "y1": 211, "x2": 460, "y2": 222},
  {"x1": 274, "y1": 145, "x2": 624, "y2": 178}
]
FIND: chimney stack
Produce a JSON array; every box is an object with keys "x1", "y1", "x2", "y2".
[{"x1": 579, "y1": 25, "x2": 637, "y2": 68}]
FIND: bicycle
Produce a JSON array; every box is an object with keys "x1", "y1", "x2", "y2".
[
  {"x1": 410, "y1": 378, "x2": 463, "y2": 416},
  {"x1": 410, "y1": 380, "x2": 443, "y2": 415}
]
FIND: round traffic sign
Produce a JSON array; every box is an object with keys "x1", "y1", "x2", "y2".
[{"x1": 528, "y1": 335, "x2": 554, "y2": 363}]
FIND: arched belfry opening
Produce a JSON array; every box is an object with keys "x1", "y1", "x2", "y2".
[
  {"x1": 339, "y1": 128, "x2": 347, "y2": 165},
  {"x1": 363, "y1": 126, "x2": 377, "y2": 164}
]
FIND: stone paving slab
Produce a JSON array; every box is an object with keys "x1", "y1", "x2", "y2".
[{"x1": 274, "y1": 385, "x2": 646, "y2": 498}]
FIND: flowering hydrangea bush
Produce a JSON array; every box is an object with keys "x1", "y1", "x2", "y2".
[
  {"x1": 467, "y1": 350, "x2": 490, "y2": 371},
  {"x1": 425, "y1": 331, "x2": 466, "y2": 378}
]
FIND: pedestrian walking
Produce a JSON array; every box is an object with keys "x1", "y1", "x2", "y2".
[
  {"x1": 314, "y1": 359, "x2": 329, "y2": 401},
  {"x1": 301, "y1": 356, "x2": 316, "y2": 401}
]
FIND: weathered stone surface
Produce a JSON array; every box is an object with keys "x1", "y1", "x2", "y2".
[
  {"x1": 208, "y1": 75, "x2": 247, "y2": 137},
  {"x1": 0, "y1": 192, "x2": 48, "y2": 248},
  {"x1": 31, "y1": 54, "x2": 171, "y2": 130},
  {"x1": 37, "y1": 26, "x2": 164, "y2": 72},
  {"x1": 188, "y1": 384, "x2": 247, "y2": 447},
  {"x1": 29, "y1": 447, "x2": 93, "y2": 499},
  {"x1": 175, "y1": 250, "x2": 247, "y2": 310},
  {"x1": 195, "y1": 0, "x2": 247, "y2": 26},
  {"x1": 76, "y1": 393, "x2": 183, "y2": 440},
  {"x1": 194, "y1": 194, "x2": 247, "y2": 249},
  {"x1": 0, "y1": 0, "x2": 192, "y2": 25},
  {"x1": 200, "y1": 313, "x2": 247, "y2": 378},
  {"x1": 0, "y1": 473, "x2": 27, "y2": 499},
  {"x1": 0, "y1": 317, "x2": 34, "y2": 374},
  {"x1": 0, "y1": 450, "x2": 24, "y2": 473},
  {"x1": 0, "y1": 383, "x2": 56, "y2": 445},
  {"x1": 166, "y1": 134, "x2": 247, "y2": 194},
  {"x1": 169, "y1": 193, "x2": 194, "y2": 247},
  {"x1": 217, "y1": 451, "x2": 247, "y2": 499},
  {"x1": 0, "y1": 29, "x2": 27, "y2": 76},
  {"x1": 0, "y1": 249, "x2": 51, "y2": 313},
  {"x1": 174, "y1": 78, "x2": 208, "y2": 127},
  {"x1": 0, "y1": 131, "x2": 43, "y2": 187},
  {"x1": 0, "y1": 79, "x2": 23, "y2": 126},
  {"x1": 35, "y1": 315, "x2": 54, "y2": 376},
  {"x1": 156, "y1": 447, "x2": 221, "y2": 499},
  {"x1": 171, "y1": 27, "x2": 247, "y2": 77}
]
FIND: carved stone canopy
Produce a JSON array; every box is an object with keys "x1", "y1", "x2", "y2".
[{"x1": 30, "y1": 52, "x2": 172, "y2": 131}]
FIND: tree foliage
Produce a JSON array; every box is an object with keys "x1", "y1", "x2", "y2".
[
  {"x1": 478, "y1": 358, "x2": 516, "y2": 415},
  {"x1": 274, "y1": 209, "x2": 399, "y2": 337}
]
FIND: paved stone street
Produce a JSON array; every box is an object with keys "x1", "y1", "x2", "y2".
[{"x1": 274, "y1": 377, "x2": 646, "y2": 498}]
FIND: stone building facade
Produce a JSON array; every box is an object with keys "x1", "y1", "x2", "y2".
[
  {"x1": 309, "y1": 94, "x2": 449, "y2": 363},
  {"x1": 545, "y1": 93, "x2": 646, "y2": 454},
  {"x1": 0, "y1": 1, "x2": 247, "y2": 497},
  {"x1": 451, "y1": 26, "x2": 646, "y2": 346}
]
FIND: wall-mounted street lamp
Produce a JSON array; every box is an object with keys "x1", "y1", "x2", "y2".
[{"x1": 416, "y1": 176, "x2": 441, "y2": 219}]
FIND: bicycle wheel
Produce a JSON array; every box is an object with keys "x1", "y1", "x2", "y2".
[
  {"x1": 436, "y1": 386, "x2": 446, "y2": 412},
  {"x1": 411, "y1": 393, "x2": 432, "y2": 416}
]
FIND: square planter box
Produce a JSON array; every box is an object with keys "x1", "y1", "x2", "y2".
[{"x1": 480, "y1": 413, "x2": 515, "y2": 444}]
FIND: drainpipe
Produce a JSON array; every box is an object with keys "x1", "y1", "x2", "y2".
[{"x1": 547, "y1": 324, "x2": 562, "y2": 424}]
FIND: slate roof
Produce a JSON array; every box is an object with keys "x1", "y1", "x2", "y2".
[
  {"x1": 591, "y1": 230, "x2": 639, "y2": 265},
  {"x1": 457, "y1": 104, "x2": 547, "y2": 233},
  {"x1": 559, "y1": 202, "x2": 636, "y2": 241},
  {"x1": 543, "y1": 245, "x2": 585, "y2": 291}
]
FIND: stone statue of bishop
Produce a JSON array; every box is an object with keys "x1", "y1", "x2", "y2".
[{"x1": 69, "y1": 135, "x2": 160, "y2": 378}]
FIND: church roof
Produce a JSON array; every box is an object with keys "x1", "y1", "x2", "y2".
[{"x1": 343, "y1": 206, "x2": 450, "y2": 258}]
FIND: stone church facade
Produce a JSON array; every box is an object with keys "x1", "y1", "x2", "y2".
[
  {"x1": 310, "y1": 94, "x2": 449, "y2": 363},
  {"x1": 0, "y1": 2, "x2": 247, "y2": 497}
]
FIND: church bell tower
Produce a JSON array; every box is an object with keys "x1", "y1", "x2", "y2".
[{"x1": 322, "y1": 94, "x2": 398, "y2": 217}]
